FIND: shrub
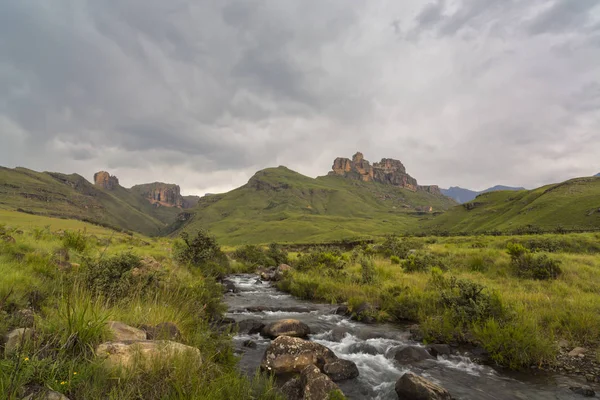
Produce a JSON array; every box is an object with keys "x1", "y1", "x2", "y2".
[
  {"x1": 390, "y1": 255, "x2": 401, "y2": 265},
  {"x1": 266, "y1": 243, "x2": 288, "y2": 265},
  {"x1": 378, "y1": 235, "x2": 423, "y2": 258},
  {"x1": 294, "y1": 250, "x2": 346, "y2": 271},
  {"x1": 506, "y1": 243, "x2": 562, "y2": 280},
  {"x1": 360, "y1": 256, "x2": 376, "y2": 284},
  {"x1": 82, "y1": 253, "x2": 162, "y2": 302},
  {"x1": 233, "y1": 245, "x2": 273, "y2": 267},
  {"x1": 174, "y1": 231, "x2": 229, "y2": 274},
  {"x1": 403, "y1": 252, "x2": 446, "y2": 273},
  {"x1": 62, "y1": 230, "x2": 88, "y2": 252}
]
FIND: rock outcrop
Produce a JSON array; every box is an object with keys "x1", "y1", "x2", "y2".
[
  {"x1": 96, "y1": 340, "x2": 201, "y2": 370},
  {"x1": 329, "y1": 152, "x2": 441, "y2": 195},
  {"x1": 94, "y1": 171, "x2": 119, "y2": 190},
  {"x1": 131, "y1": 183, "x2": 200, "y2": 209}
]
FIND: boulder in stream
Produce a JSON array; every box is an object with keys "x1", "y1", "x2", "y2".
[
  {"x1": 395, "y1": 372, "x2": 452, "y2": 400},
  {"x1": 261, "y1": 336, "x2": 336, "y2": 374},
  {"x1": 393, "y1": 346, "x2": 435, "y2": 364},
  {"x1": 238, "y1": 319, "x2": 265, "y2": 335},
  {"x1": 262, "y1": 319, "x2": 311, "y2": 339},
  {"x1": 322, "y1": 358, "x2": 359, "y2": 381},
  {"x1": 281, "y1": 365, "x2": 345, "y2": 400}
]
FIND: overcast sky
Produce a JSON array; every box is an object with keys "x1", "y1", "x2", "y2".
[{"x1": 1, "y1": 1, "x2": 599, "y2": 195}]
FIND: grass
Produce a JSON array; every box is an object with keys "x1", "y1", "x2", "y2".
[
  {"x1": 0, "y1": 212, "x2": 281, "y2": 399},
  {"x1": 177, "y1": 166, "x2": 456, "y2": 245},
  {"x1": 274, "y1": 233, "x2": 600, "y2": 369}
]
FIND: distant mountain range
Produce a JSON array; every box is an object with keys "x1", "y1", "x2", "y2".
[
  {"x1": 596, "y1": 173, "x2": 600, "y2": 177},
  {"x1": 441, "y1": 185, "x2": 526, "y2": 204}
]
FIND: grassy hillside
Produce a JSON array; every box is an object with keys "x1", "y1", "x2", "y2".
[
  {"x1": 423, "y1": 177, "x2": 600, "y2": 234},
  {"x1": 177, "y1": 166, "x2": 456, "y2": 245},
  {"x1": 0, "y1": 167, "x2": 179, "y2": 236}
]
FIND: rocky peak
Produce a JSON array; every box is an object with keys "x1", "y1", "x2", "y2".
[
  {"x1": 328, "y1": 152, "x2": 441, "y2": 195},
  {"x1": 132, "y1": 183, "x2": 183, "y2": 208},
  {"x1": 94, "y1": 171, "x2": 119, "y2": 190}
]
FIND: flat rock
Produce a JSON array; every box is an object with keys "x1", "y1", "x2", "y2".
[
  {"x1": 107, "y1": 321, "x2": 147, "y2": 341},
  {"x1": 262, "y1": 319, "x2": 311, "y2": 339},
  {"x1": 96, "y1": 340, "x2": 201, "y2": 370},
  {"x1": 395, "y1": 372, "x2": 452, "y2": 400}
]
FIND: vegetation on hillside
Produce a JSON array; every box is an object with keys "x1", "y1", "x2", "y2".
[{"x1": 0, "y1": 212, "x2": 279, "y2": 399}]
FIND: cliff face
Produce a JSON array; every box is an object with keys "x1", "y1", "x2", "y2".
[
  {"x1": 94, "y1": 171, "x2": 119, "y2": 190},
  {"x1": 132, "y1": 183, "x2": 183, "y2": 207},
  {"x1": 329, "y1": 152, "x2": 441, "y2": 195}
]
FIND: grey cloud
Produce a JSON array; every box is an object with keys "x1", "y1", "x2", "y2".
[{"x1": 528, "y1": 0, "x2": 600, "y2": 35}]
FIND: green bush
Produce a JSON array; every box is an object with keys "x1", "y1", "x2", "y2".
[
  {"x1": 507, "y1": 243, "x2": 562, "y2": 280},
  {"x1": 390, "y1": 255, "x2": 401, "y2": 265},
  {"x1": 266, "y1": 243, "x2": 289, "y2": 265},
  {"x1": 294, "y1": 250, "x2": 346, "y2": 271},
  {"x1": 82, "y1": 253, "x2": 162, "y2": 302},
  {"x1": 174, "y1": 231, "x2": 229, "y2": 276},
  {"x1": 360, "y1": 256, "x2": 376, "y2": 284},
  {"x1": 378, "y1": 235, "x2": 423, "y2": 258},
  {"x1": 62, "y1": 230, "x2": 88, "y2": 252},
  {"x1": 233, "y1": 245, "x2": 273, "y2": 267},
  {"x1": 403, "y1": 252, "x2": 446, "y2": 273}
]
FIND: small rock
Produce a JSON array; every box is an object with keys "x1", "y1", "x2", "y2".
[
  {"x1": 330, "y1": 326, "x2": 350, "y2": 342},
  {"x1": 237, "y1": 319, "x2": 265, "y2": 335},
  {"x1": 280, "y1": 377, "x2": 303, "y2": 400},
  {"x1": 347, "y1": 342, "x2": 379, "y2": 355},
  {"x1": 395, "y1": 372, "x2": 452, "y2": 400},
  {"x1": 569, "y1": 347, "x2": 588, "y2": 357},
  {"x1": 243, "y1": 340, "x2": 257, "y2": 349},
  {"x1": 106, "y1": 321, "x2": 146, "y2": 341},
  {"x1": 569, "y1": 386, "x2": 595, "y2": 397},
  {"x1": 23, "y1": 390, "x2": 70, "y2": 400},
  {"x1": 323, "y1": 358, "x2": 360, "y2": 381},
  {"x1": 394, "y1": 346, "x2": 435, "y2": 364},
  {"x1": 221, "y1": 279, "x2": 238, "y2": 293},
  {"x1": 335, "y1": 305, "x2": 349, "y2": 315},
  {"x1": 1, "y1": 235, "x2": 16, "y2": 243},
  {"x1": 4, "y1": 328, "x2": 34, "y2": 356},
  {"x1": 427, "y1": 344, "x2": 451, "y2": 358},
  {"x1": 262, "y1": 319, "x2": 310, "y2": 339},
  {"x1": 558, "y1": 339, "x2": 570, "y2": 349},
  {"x1": 254, "y1": 279, "x2": 263, "y2": 284}
]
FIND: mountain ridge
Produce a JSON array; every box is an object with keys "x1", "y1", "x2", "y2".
[{"x1": 441, "y1": 185, "x2": 525, "y2": 203}]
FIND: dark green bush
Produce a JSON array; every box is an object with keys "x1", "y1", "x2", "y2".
[
  {"x1": 403, "y1": 252, "x2": 446, "y2": 273},
  {"x1": 294, "y1": 249, "x2": 346, "y2": 271},
  {"x1": 266, "y1": 243, "x2": 289, "y2": 265},
  {"x1": 390, "y1": 255, "x2": 401, "y2": 265},
  {"x1": 360, "y1": 256, "x2": 376, "y2": 284},
  {"x1": 233, "y1": 245, "x2": 274, "y2": 267},
  {"x1": 82, "y1": 253, "x2": 163, "y2": 302},
  {"x1": 378, "y1": 235, "x2": 423, "y2": 258},
  {"x1": 174, "y1": 231, "x2": 229, "y2": 276},
  {"x1": 62, "y1": 230, "x2": 88, "y2": 252},
  {"x1": 507, "y1": 243, "x2": 562, "y2": 280}
]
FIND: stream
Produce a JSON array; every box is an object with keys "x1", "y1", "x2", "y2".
[{"x1": 224, "y1": 274, "x2": 595, "y2": 399}]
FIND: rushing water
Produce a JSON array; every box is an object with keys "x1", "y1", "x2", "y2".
[{"x1": 224, "y1": 274, "x2": 595, "y2": 399}]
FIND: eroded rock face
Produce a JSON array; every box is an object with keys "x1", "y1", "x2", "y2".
[
  {"x1": 93, "y1": 171, "x2": 119, "y2": 190},
  {"x1": 262, "y1": 319, "x2": 311, "y2": 339},
  {"x1": 107, "y1": 321, "x2": 147, "y2": 341},
  {"x1": 328, "y1": 152, "x2": 442, "y2": 196},
  {"x1": 261, "y1": 336, "x2": 337, "y2": 374},
  {"x1": 95, "y1": 340, "x2": 201, "y2": 370},
  {"x1": 395, "y1": 372, "x2": 453, "y2": 400},
  {"x1": 133, "y1": 183, "x2": 184, "y2": 207}
]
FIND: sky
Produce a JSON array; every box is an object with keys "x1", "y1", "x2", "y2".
[{"x1": 1, "y1": 0, "x2": 599, "y2": 195}]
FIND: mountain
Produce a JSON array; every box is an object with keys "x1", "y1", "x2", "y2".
[
  {"x1": 595, "y1": 173, "x2": 600, "y2": 177},
  {"x1": 0, "y1": 167, "x2": 194, "y2": 235},
  {"x1": 441, "y1": 185, "x2": 525, "y2": 203},
  {"x1": 424, "y1": 177, "x2": 600, "y2": 234},
  {"x1": 176, "y1": 153, "x2": 456, "y2": 245}
]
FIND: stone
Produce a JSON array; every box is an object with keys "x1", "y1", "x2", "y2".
[
  {"x1": 4, "y1": 328, "x2": 34, "y2": 355},
  {"x1": 322, "y1": 358, "x2": 359, "y2": 381},
  {"x1": 328, "y1": 152, "x2": 441, "y2": 196},
  {"x1": 106, "y1": 321, "x2": 147, "y2": 341},
  {"x1": 243, "y1": 340, "x2": 257, "y2": 349},
  {"x1": 569, "y1": 347, "x2": 588, "y2": 357},
  {"x1": 557, "y1": 339, "x2": 570, "y2": 349},
  {"x1": 427, "y1": 344, "x2": 451, "y2": 358},
  {"x1": 334, "y1": 305, "x2": 349, "y2": 315},
  {"x1": 330, "y1": 326, "x2": 349, "y2": 342},
  {"x1": 569, "y1": 386, "x2": 595, "y2": 397},
  {"x1": 237, "y1": 319, "x2": 265, "y2": 335},
  {"x1": 95, "y1": 340, "x2": 201, "y2": 370},
  {"x1": 221, "y1": 279, "x2": 238, "y2": 293},
  {"x1": 395, "y1": 372, "x2": 452, "y2": 400},
  {"x1": 347, "y1": 342, "x2": 379, "y2": 355},
  {"x1": 23, "y1": 390, "x2": 70, "y2": 400},
  {"x1": 93, "y1": 171, "x2": 119, "y2": 190},
  {"x1": 2, "y1": 235, "x2": 16, "y2": 243},
  {"x1": 394, "y1": 346, "x2": 435, "y2": 364},
  {"x1": 260, "y1": 336, "x2": 336, "y2": 374},
  {"x1": 262, "y1": 319, "x2": 311, "y2": 339},
  {"x1": 280, "y1": 377, "x2": 303, "y2": 400},
  {"x1": 300, "y1": 364, "x2": 344, "y2": 400},
  {"x1": 143, "y1": 322, "x2": 182, "y2": 340}
]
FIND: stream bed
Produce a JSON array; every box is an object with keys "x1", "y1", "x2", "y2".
[{"x1": 224, "y1": 274, "x2": 595, "y2": 399}]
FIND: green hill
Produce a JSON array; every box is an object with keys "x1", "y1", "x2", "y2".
[
  {"x1": 0, "y1": 167, "x2": 179, "y2": 235},
  {"x1": 421, "y1": 177, "x2": 600, "y2": 234},
  {"x1": 175, "y1": 166, "x2": 456, "y2": 245}
]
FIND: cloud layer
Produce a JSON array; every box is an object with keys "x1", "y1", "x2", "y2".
[{"x1": 1, "y1": 0, "x2": 599, "y2": 194}]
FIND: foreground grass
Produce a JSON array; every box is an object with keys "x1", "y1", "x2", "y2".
[
  {"x1": 0, "y1": 216, "x2": 280, "y2": 399},
  {"x1": 275, "y1": 233, "x2": 600, "y2": 369}
]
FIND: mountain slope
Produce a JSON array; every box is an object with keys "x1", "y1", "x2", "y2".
[
  {"x1": 0, "y1": 167, "x2": 177, "y2": 235},
  {"x1": 424, "y1": 177, "x2": 600, "y2": 234},
  {"x1": 176, "y1": 166, "x2": 456, "y2": 245},
  {"x1": 441, "y1": 185, "x2": 525, "y2": 203}
]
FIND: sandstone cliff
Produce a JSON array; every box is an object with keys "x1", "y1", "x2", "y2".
[
  {"x1": 131, "y1": 183, "x2": 199, "y2": 209},
  {"x1": 329, "y1": 152, "x2": 441, "y2": 195},
  {"x1": 94, "y1": 171, "x2": 119, "y2": 190}
]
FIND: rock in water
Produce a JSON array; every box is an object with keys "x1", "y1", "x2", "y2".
[
  {"x1": 300, "y1": 365, "x2": 345, "y2": 400},
  {"x1": 96, "y1": 340, "x2": 201, "y2": 370},
  {"x1": 322, "y1": 359, "x2": 360, "y2": 381},
  {"x1": 261, "y1": 336, "x2": 336, "y2": 374},
  {"x1": 107, "y1": 321, "x2": 147, "y2": 341},
  {"x1": 237, "y1": 319, "x2": 265, "y2": 335},
  {"x1": 262, "y1": 319, "x2": 311, "y2": 339},
  {"x1": 395, "y1": 372, "x2": 452, "y2": 400},
  {"x1": 570, "y1": 386, "x2": 595, "y2": 397},
  {"x1": 394, "y1": 346, "x2": 435, "y2": 363}
]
